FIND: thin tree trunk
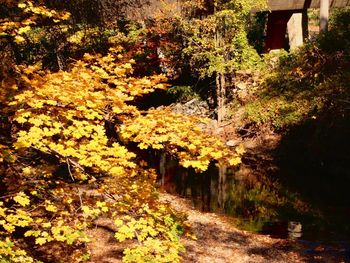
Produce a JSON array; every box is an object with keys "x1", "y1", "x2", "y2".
[
  {"x1": 214, "y1": 15, "x2": 226, "y2": 125},
  {"x1": 159, "y1": 152, "x2": 166, "y2": 188},
  {"x1": 216, "y1": 73, "x2": 226, "y2": 124},
  {"x1": 302, "y1": 9, "x2": 309, "y2": 40},
  {"x1": 302, "y1": 0, "x2": 311, "y2": 40},
  {"x1": 56, "y1": 52, "x2": 65, "y2": 71}
]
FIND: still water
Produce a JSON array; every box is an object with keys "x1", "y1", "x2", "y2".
[{"x1": 157, "y1": 154, "x2": 350, "y2": 246}]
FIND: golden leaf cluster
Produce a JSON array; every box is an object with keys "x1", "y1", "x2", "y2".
[
  {"x1": 121, "y1": 108, "x2": 244, "y2": 172},
  {"x1": 0, "y1": 1, "x2": 70, "y2": 44},
  {"x1": 1, "y1": 10, "x2": 243, "y2": 260}
]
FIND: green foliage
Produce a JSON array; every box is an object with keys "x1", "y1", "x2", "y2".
[
  {"x1": 244, "y1": 8, "x2": 350, "y2": 129},
  {"x1": 244, "y1": 88, "x2": 325, "y2": 128},
  {"x1": 319, "y1": 7, "x2": 350, "y2": 53},
  {"x1": 167, "y1": 86, "x2": 199, "y2": 102},
  {"x1": 180, "y1": 0, "x2": 265, "y2": 79},
  {"x1": 247, "y1": 12, "x2": 269, "y2": 54}
]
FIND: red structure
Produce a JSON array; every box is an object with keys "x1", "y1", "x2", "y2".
[
  {"x1": 263, "y1": 0, "x2": 347, "y2": 51},
  {"x1": 265, "y1": 10, "x2": 294, "y2": 51}
]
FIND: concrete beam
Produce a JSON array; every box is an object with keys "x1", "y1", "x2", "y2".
[{"x1": 267, "y1": 0, "x2": 349, "y2": 11}]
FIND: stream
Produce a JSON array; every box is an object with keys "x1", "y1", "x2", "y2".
[{"x1": 154, "y1": 152, "x2": 350, "y2": 260}]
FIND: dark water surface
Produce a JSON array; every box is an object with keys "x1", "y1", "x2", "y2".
[{"x1": 157, "y1": 154, "x2": 350, "y2": 259}]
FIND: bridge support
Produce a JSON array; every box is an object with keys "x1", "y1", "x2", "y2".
[
  {"x1": 265, "y1": 10, "x2": 308, "y2": 52},
  {"x1": 320, "y1": 0, "x2": 329, "y2": 32},
  {"x1": 265, "y1": 11, "x2": 293, "y2": 51},
  {"x1": 287, "y1": 13, "x2": 304, "y2": 49}
]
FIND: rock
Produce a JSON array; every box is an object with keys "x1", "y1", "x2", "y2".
[
  {"x1": 226, "y1": 139, "x2": 240, "y2": 147},
  {"x1": 167, "y1": 98, "x2": 210, "y2": 117},
  {"x1": 288, "y1": 221, "x2": 302, "y2": 239},
  {"x1": 236, "y1": 82, "x2": 247, "y2": 90}
]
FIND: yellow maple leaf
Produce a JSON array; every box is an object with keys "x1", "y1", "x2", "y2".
[
  {"x1": 229, "y1": 157, "x2": 241, "y2": 166},
  {"x1": 35, "y1": 237, "x2": 47, "y2": 245},
  {"x1": 45, "y1": 203, "x2": 57, "y2": 212},
  {"x1": 235, "y1": 144, "x2": 246, "y2": 155},
  {"x1": 13, "y1": 192, "x2": 30, "y2": 207}
]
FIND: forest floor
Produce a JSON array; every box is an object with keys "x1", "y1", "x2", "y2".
[
  {"x1": 86, "y1": 189, "x2": 349, "y2": 263},
  {"x1": 87, "y1": 192, "x2": 337, "y2": 263},
  {"x1": 159, "y1": 193, "x2": 304, "y2": 263},
  {"x1": 86, "y1": 192, "x2": 299, "y2": 263},
  {"x1": 160, "y1": 193, "x2": 350, "y2": 263}
]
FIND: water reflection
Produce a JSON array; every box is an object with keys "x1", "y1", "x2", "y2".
[
  {"x1": 159, "y1": 155, "x2": 292, "y2": 234},
  {"x1": 157, "y1": 153, "x2": 350, "y2": 244}
]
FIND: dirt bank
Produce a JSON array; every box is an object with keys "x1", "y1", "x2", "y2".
[
  {"x1": 87, "y1": 192, "x2": 302, "y2": 263},
  {"x1": 87, "y1": 192, "x2": 348, "y2": 262},
  {"x1": 159, "y1": 193, "x2": 303, "y2": 263}
]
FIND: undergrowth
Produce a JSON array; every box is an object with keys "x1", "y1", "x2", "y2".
[{"x1": 244, "y1": 8, "x2": 350, "y2": 130}]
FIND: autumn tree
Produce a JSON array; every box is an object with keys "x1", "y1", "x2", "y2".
[{"x1": 0, "y1": 1, "x2": 244, "y2": 262}]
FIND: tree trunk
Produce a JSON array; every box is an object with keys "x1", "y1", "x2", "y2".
[
  {"x1": 302, "y1": 0, "x2": 311, "y2": 40},
  {"x1": 302, "y1": 9, "x2": 309, "y2": 40},
  {"x1": 159, "y1": 152, "x2": 166, "y2": 188},
  {"x1": 214, "y1": 16, "x2": 226, "y2": 125},
  {"x1": 216, "y1": 73, "x2": 226, "y2": 124},
  {"x1": 56, "y1": 52, "x2": 65, "y2": 71}
]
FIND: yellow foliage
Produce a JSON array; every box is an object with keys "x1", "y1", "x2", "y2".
[
  {"x1": 121, "y1": 108, "x2": 244, "y2": 172},
  {"x1": 13, "y1": 192, "x2": 30, "y2": 207},
  {"x1": 45, "y1": 202, "x2": 58, "y2": 213},
  {"x1": 1, "y1": 21, "x2": 243, "y2": 261},
  {"x1": 0, "y1": 237, "x2": 35, "y2": 263}
]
